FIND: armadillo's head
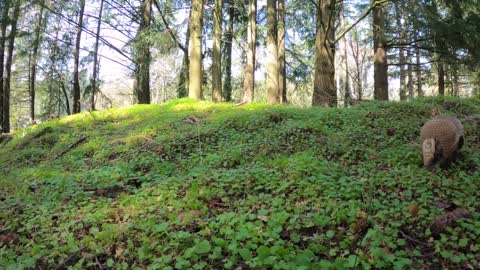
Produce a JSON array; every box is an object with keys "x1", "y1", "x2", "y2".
[{"x1": 422, "y1": 138, "x2": 441, "y2": 168}]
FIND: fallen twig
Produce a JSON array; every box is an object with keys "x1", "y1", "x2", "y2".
[
  {"x1": 54, "y1": 136, "x2": 88, "y2": 159},
  {"x1": 399, "y1": 230, "x2": 429, "y2": 246}
]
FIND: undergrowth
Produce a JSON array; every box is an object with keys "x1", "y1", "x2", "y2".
[{"x1": 0, "y1": 97, "x2": 479, "y2": 269}]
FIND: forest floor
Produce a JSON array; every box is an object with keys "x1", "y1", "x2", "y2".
[{"x1": 0, "y1": 97, "x2": 479, "y2": 269}]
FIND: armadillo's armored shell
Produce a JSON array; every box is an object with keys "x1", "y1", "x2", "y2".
[{"x1": 420, "y1": 115, "x2": 464, "y2": 161}]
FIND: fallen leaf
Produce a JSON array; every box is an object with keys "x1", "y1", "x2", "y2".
[
  {"x1": 408, "y1": 204, "x2": 419, "y2": 217},
  {"x1": 0, "y1": 233, "x2": 19, "y2": 245},
  {"x1": 257, "y1": 215, "x2": 269, "y2": 222}
]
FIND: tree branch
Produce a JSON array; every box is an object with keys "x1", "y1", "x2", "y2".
[{"x1": 334, "y1": 0, "x2": 388, "y2": 44}]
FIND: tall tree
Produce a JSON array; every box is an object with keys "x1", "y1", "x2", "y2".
[
  {"x1": 134, "y1": 0, "x2": 153, "y2": 104},
  {"x1": 394, "y1": 3, "x2": 406, "y2": 101},
  {"x1": 189, "y1": 0, "x2": 204, "y2": 100},
  {"x1": 91, "y1": 0, "x2": 104, "y2": 110},
  {"x1": 340, "y1": 0, "x2": 350, "y2": 107},
  {"x1": 452, "y1": 67, "x2": 459, "y2": 96},
  {"x1": 407, "y1": 47, "x2": 414, "y2": 99},
  {"x1": 29, "y1": 1, "x2": 45, "y2": 122},
  {"x1": 223, "y1": 0, "x2": 234, "y2": 102},
  {"x1": 407, "y1": 0, "x2": 423, "y2": 98},
  {"x1": 2, "y1": 0, "x2": 20, "y2": 133},
  {"x1": 72, "y1": 0, "x2": 86, "y2": 113},
  {"x1": 177, "y1": 24, "x2": 190, "y2": 98},
  {"x1": 373, "y1": 0, "x2": 388, "y2": 100},
  {"x1": 438, "y1": 63, "x2": 445, "y2": 95},
  {"x1": 154, "y1": 3, "x2": 192, "y2": 99},
  {"x1": 266, "y1": 0, "x2": 280, "y2": 104},
  {"x1": 242, "y1": 0, "x2": 256, "y2": 104},
  {"x1": 414, "y1": 29, "x2": 423, "y2": 97},
  {"x1": 277, "y1": 0, "x2": 286, "y2": 103},
  {"x1": 0, "y1": 0, "x2": 10, "y2": 131},
  {"x1": 211, "y1": 0, "x2": 222, "y2": 102},
  {"x1": 0, "y1": 0, "x2": 10, "y2": 134},
  {"x1": 312, "y1": 0, "x2": 336, "y2": 107}
]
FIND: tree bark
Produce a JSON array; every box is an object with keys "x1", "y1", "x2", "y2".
[
  {"x1": 415, "y1": 31, "x2": 423, "y2": 97},
  {"x1": 407, "y1": 46, "x2": 414, "y2": 99},
  {"x1": 177, "y1": 9, "x2": 191, "y2": 98},
  {"x1": 394, "y1": 3, "x2": 406, "y2": 101},
  {"x1": 134, "y1": 0, "x2": 152, "y2": 104},
  {"x1": 0, "y1": 0, "x2": 10, "y2": 131},
  {"x1": 91, "y1": 0, "x2": 104, "y2": 110},
  {"x1": 452, "y1": 67, "x2": 459, "y2": 97},
  {"x1": 242, "y1": 0, "x2": 256, "y2": 104},
  {"x1": 222, "y1": 0, "x2": 234, "y2": 102},
  {"x1": 2, "y1": 0, "x2": 20, "y2": 133},
  {"x1": 72, "y1": 0, "x2": 86, "y2": 113},
  {"x1": 438, "y1": 62, "x2": 445, "y2": 96},
  {"x1": 277, "y1": 0, "x2": 286, "y2": 103},
  {"x1": 29, "y1": 1, "x2": 45, "y2": 122},
  {"x1": 266, "y1": 0, "x2": 280, "y2": 104},
  {"x1": 373, "y1": 0, "x2": 388, "y2": 100},
  {"x1": 188, "y1": 0, "x2": 204, "y2": 100},
  {"x1": 312, "y1": 0, "x2": 336, "y2": 107},
  {"x1": 340, "y1": 1, "x2": 350, "y2": 107},
  {"x1": 211, "y1": 0, "x2": 222, "y2": 102}
]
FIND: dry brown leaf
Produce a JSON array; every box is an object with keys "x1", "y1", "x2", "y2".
[
  {"x1": 257, "y1": 215, "x2": 269, "y2": 222},
  {"x1": 408, "y1": 204, "x2": 420, "y2": 217}
]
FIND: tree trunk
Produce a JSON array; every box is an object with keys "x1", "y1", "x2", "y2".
[
  {"x1": 266, "y1": 0, "x2": 279, "y2": 104},
  {"x1": 341, "y1": 1, "x2": 350, "y2": 107},
  {"x1": 394, "y1": 4, "x2": 406, "y2": 101},
  {"x1": 178, "y1": 9, "x2": 191, "y2": 98},
  {"x1": 373, "y1": 0, "x2": 388, "y2": 100},
  {"x1": 312, "y1": 0, "x2": 336, "y2": 107},
  {"x1": 452, "y1": 67, "x2": 459, "y2": 97},
  {"x1": 72, "y1": 0, "x2": 86, "y2": 113},
  {"x1": 415, "y1": 30, "x2": 423, "y2": 97},
  {"x1": 91, "y1": 0, "x2": 104, "y2": 110},
  {"x1": 222, "y1": 0, "x2": 234, "y2": 102},
  {"x1": 277, "y1": 0, "x2": 286, "y2": 103},
  {"x1": 29, "y1": 1, "x2": 45, "y2": 122},
  {"x1": 438, "y1": 62, "x2": 445, "y2": 96},
  {"x1": 445, "y1": 66, "x2": 453, "y2": 96},
  {"x1": 407, "y1": 47, "x2": 414, "y2": 99},
  {"x1": 134, "y1": 0, "x2": 152, "y2": 104},
  {"x1": 211, "y1": 0, "x2": 222, "y2": 102},
  {"x1": 2, "y1": 0, "x2": 20, "y2": 133},
  {"x1": 0, "y1": 0, "x2": 11, "y2": 132},
  {"x1": 188, "y1": 0, "x2": 204, "y2": 100},
  {"x1": 242, "y1": 0, "x2": 256, "y2": 104}
]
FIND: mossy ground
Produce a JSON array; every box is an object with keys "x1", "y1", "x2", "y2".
[{"x1": 0, "y1": 97, "x2": 479, "y2": 269}]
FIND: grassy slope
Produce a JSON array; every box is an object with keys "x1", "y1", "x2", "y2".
[{"x1": 0, "y1": 97, "x2": 479, "y2": 269}]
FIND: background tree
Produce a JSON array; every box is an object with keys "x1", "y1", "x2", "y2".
[
  {"x1": 90, "y1": 0, "x2": 104, "y2": 110},
  {"x1": 373, "y1": 0, "x2": 388, "y2": 100},
  {"x1": 211, "y1": 0, "x2": 222, "y2": 102},
  {"x1": 72, "y1": 0, "x2": 86, "y2": 113},
  {"x1": 222, "y1": 0, "x2": 234, "y2": 102},
  {"x1": 188, "y1": 0, "x2": 204, "y2": 100},
  {"x1": 0, "y1": 0, "x2": 11, "y2": 131},
  {"x1": 266, "y1": 0, "x2": 279, "y2": 104},
  {"x1": 277, "y1": 0, "x2": 286, "y2": 104},
  {"x1": 134, "y1": 0, "x2": 153, "y2": 104},
  {"x1": 29, "y1": 1, "x2": 45, "y2": 122},
  {"x1": 242, "y1": 0, "x2": 256, "y2": 104},
  {"x1": 2, "y1": 0, "x2": 21, "y2": 133},
  {"x1": 312, "y1": 0, "x2": 336, "y2": 107}
]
